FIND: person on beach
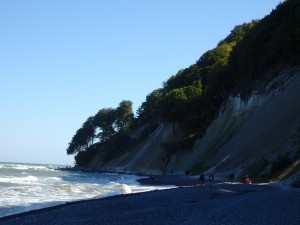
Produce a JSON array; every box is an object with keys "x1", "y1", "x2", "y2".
[
  {"x1": 245, "y1": 175, "x2": 251, "y2": 184},
  {"x1": 150, "y1": 174, "x2": 154, "y2": 181},
  {"x1": 229, "y1": 172, "x2": 235, "y2": 183},
  {"x1": 209, "y1": 173, "x2": 214, "y2": 185},
  {"x1": 199, "y1": 172, "x2": 205, "y2": 186},
  {"x1": 185, "y1": 170, "x2": 190, "y2": 176}
]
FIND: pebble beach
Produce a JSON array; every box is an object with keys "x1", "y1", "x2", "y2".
[{"x1": 1, "y1": 176, "x2": 299, "y2": 225}]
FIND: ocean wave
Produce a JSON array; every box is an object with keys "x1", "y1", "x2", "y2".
[
  {"x1": 1, "y1": 162, "x2": 56, "y2": 171},
  {"x1": 0, "y1": 176, "x2": 39, "y2": 185},
  {"x1": 11, "y1": 165, "x2": 30, "y2": 170},
  {"x1": 45, "y1": 177, "x2": 62, "y2": 181},
  {"x1": 0, "y1": 164, "x2": 173, "y2": 218},
  {"x1": 121, "y1": 184, "x2": 132, "y2": 194}
]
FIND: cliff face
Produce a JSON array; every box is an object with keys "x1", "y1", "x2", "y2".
[
  {"x1": 89, "y1": 67, "x2": 300, "y2": 179},
  {"x1": 89, "y1": 123, "x2": 183, "y2": 174},
  {"x1": 185, "y1": 67, "x2": 300, "y2": 177}
]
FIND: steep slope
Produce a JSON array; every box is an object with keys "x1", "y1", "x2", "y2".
[
  {"x1": 89, "y1": 123, "x2": 183, "y2": 174},
  {"x1": 70, "y1": 0, "x2": 300, "y2": 184},
  {"x1": 91, "y1": 67, "x2": 300, "y2": 180},
  {"x1": 185, "y1": 67, "x2": 300, "y2": 176}
]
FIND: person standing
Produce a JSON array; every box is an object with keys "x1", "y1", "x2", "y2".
[
  {"x1": 245, "y1": 175, "x2": 251, "y2": 184},
  {"x1": 199, "y1": 172, "x2": 205, "y2": 186},
  {"x1": 229, "y1": 172, "x2": 235, "y2": 184},
  {"x1": 209, "y1": 173, "x2": 214, "y2": 185}
]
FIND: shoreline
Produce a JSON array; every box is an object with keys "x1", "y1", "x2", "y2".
[
  {"x1": 0, "y1": 174, "x2": 199, "y2": 218},
  {"x1": 138, "y1": 174, "x2": 202, "y2": 186},
  {"x1": 1, "y1": 175, "x2": 300, "y2": 224}
]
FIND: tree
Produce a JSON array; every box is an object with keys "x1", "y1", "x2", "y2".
[
  {"x1": 115, "y1": 100, "x2": 134, "y2": 133},
  {"x1": 160, "y1": 80, "x2": 202, "y2": 133},
  {"x1": 163, "y1": 64, "x2": 201, "y2": 92},
  {"x1": 93, "y1": 108, "x2": 117, "y2": 142},
  {"x1": 137, "y1": 88, "x2": 163, "y2": 123},
  {"x1": 67, "y1": 0, "x2": 300, "y2": 165},
  {"x1": 66, "y1": 116, "x2": 95, "y2": 155}
]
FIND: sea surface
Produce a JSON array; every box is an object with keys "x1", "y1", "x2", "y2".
[{"x1": 0, "y1": 162, "x2": 172, "y2": 218}]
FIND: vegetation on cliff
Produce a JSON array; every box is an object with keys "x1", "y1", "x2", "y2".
[{"x1": 67, "y1": 0, "x2": 300, "y2": 167}]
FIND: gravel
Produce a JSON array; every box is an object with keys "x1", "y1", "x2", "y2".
[{"x1": 1, "y1": 183, "x2": 299, "y2": 225}]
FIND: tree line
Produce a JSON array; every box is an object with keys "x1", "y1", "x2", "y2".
[{"x1": 67, "y1": 0, "x2": 300, "y2": 166}]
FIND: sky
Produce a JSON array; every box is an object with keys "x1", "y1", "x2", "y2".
[{"x1": 0, "y1": 0, "x2": 282, "y2": 165}]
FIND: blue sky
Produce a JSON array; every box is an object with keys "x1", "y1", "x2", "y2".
[{"x1": 0, "y1": 0, "x2": 281, "y2": 165}]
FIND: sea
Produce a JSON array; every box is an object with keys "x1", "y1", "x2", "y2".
[{"x1": 0, "y1": 162, "x2": 172, "y2": 218}]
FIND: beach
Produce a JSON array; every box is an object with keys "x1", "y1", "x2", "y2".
[{"x1": 1, "y1": 175, "x2": 299, "y2": 225}]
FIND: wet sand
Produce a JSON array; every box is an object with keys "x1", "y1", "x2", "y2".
[{"x1": 137, "y1": 174, "x2": 200, "y2": 186}]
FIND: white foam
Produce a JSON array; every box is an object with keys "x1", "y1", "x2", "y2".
[
  {"x1": 13, "y1": 165, "x2": 30, "y2": 170},
  {"x1": 121, "y1": 184, "x2": 132, "y2": 193},
  {"x1": 0, "y1": 163, "x2": 50, "y2": 171},
  {"x1": 0, "y1": 176, "x2": 39, "y2": 185},
  {"x1": 0, "y1": 163, "x2": 175, "y2": 218},
  {"x1": 45, "y1": 177, "x2": 62, "y2": 181}
]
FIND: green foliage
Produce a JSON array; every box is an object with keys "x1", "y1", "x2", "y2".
[
  {"x1": 197, "y1": 42, "x2": 232, "y2": 85},
  {"x1": 160, "y1": 136, "x2": 197, "y2": 156},
  {"x1": 139, "y1": 0, "x2": 300, "y2": 142},
  {"x1": 67, "y1": 0, "x2": 300, "y2": 168},
  {"x1": 94, "y1": 108, "x2": 116, "y2": 142},
  {"x1": 101, "y1": 133, "x2": 133, "y2": 162},
  {"x1": 163, "y1": 65, "x2": 201, "y2": 92},
  {"x1": 66, "y1": 99, "x2": 135, "y2": 166},
  {"x1": 156, "y1": 0, "x2": 300, "y2": 163},
  {"x1": 269, "y1": 151, "x2": 300, "y2": 181},
  {"x1": 160, "y1": 79, "x2": 203, "y2": 133},
  {"x1": 271, "y1": 154, "x2": 292, "y2": 173},
  {"x1": 189, "y1": 160, "x2": 206, "y2": 175},
  {"x1": 66, "y1": 116, "x2": 95, "y2": 155},
  {"x1": 219, "y1": 21, "x2": 259, "y2": 45},
  {"x1": 115, "y1": 100, "x2": 134, "y2": 133},
  {"x1": 229, "y1": 0, "x2": 300, "y2": 94},
  {"x1": 136, "y1": 88, "x2": 163, "y2": 125},
  {"x1": 74, "y1": 143, "x2": 99, "y2": 166},
  {"x1": 246, "y1": 157, "x2": 269, "y2": 177}
]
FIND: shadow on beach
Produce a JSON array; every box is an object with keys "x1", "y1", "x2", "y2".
[{"x1": 1, "y1": 175, "x2": 300, "y2": 225}]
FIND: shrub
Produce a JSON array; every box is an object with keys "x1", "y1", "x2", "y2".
[
  {"x1": 271, "y1": 153, "x2": 292, "y2": 173},
  {"x1": 247, "y1": 157, "x2": 269, "y2": 177},
  {"x1": 189, "y1": 160, "x2": 206, "y2": 175}
]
